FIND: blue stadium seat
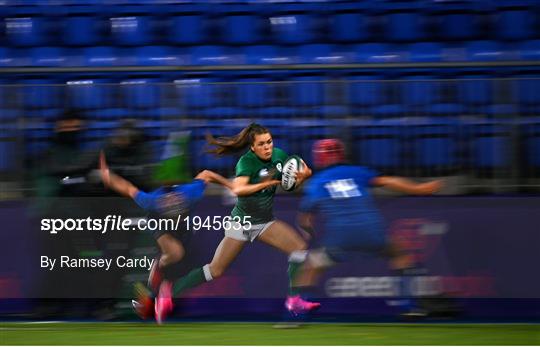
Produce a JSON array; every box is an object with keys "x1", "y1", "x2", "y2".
[
  {"x1": 243, "y1": 45, "x2": 294, "y2": 65},
  {"x1": 84, "y1": 46, "x2": 120, "y2": 66},
  {"x1": 469, "y1": 121, "x2": 511, "y2": 170},
  {"x1": 430, "y1": 0, "x2": 478, "y2": 41},
  {"x1": 109, "y1": 12, "x2": 152, "y2": 46},
  {"x1": 24, "y1": 121, "x2": 54, "y2": 157},
  {"x1": 371, "y1": 75, "x2": 405, "y2": 118},
  {"x1": 191, "y1": 46, "x2": 233, "y2": 65},
  {"x1": 0, "y1": 138, "x2": 14, "y2": 170},
  {"x1": 236, "y1": 76, "x2": 269, "y2": 108},
  {"x1": 495, "y1": 0, "x2": 535, "y2": 41},
  {"x1": 408, "y1": 42, "x2": 443, "y2": 62},
  {"x1": 30, "y1": 47, "x2": 67, "y2": 66},
  {"x1": 0, "y1": 48, "x2": 13, "y2": 67},
  {"x1": 5, "y1": 15, "x2": 47, "y2": 46},
  {"x1": 291, "y1": 74, "x2": 323, "y2": 108},
  {"x1": 521, "y1": 118, "x2": 540, "y2": 171},
  {"x1": 403, "y1": 74, "x2": 435, "y2": 115},
  {"x1": 348, "y1": 74, "x2": 383, "y2": 116},
  {"x1": 135, "y1": 46, "x2": 182, "y2": 66},
  {"x1": 201, "y1": 107, "x2": 241, "y2": 120},
  {"x1": 353, "y1": 121, "x2": 403, "y2": 171},
  {"x1": 22, "y1": 79, "x2": 63, "y2": 110},
  {"x1": 384, "y1": 2, "x2": 424, "y2": 42},
  {"x1": 408, "y1": 120, "x2": 460, "y2": 173},
  {"x1": 25, "y1": 108, "x2": 64, "y2": 124},
  {"x1": 0, "y1": 81, "x2": 12, "y2": 109},
  {"x1": 297, "y1": 44, "x2": 347, "y2": 64},
  {"x1": 330, "y1": 3, "x2": 369, "y2": 43},
  {"x1": 466, "y1": 41, "x2": 505, "y2": 62},
  {"x1": 0, "y1": 109, "x2": 19, "y2": 122},
  {"x1": 174, "y1": 77, "x2": 218, "y2": 112},
  {"x1": 221, "y1": 6, "x2": 261, "y2": 45},
  {"x1": 519, "y1": 40, "x2": 540, "y2": 60},
  {"x1": 66, "y1": 78, "x2": 113, "y2": 110},
  {"x1": 425, "y1": 77, "x2": 464, "y2": 116},
  {"x1": 352, "y1": 43, "x2": 402, "y2": 63},
  {"x1": 461, "y1": 74, "x2": 491, "y2": 115},
  {"x1": 518, "y1": 75, "x2": 540, "y2": 115},
  {"x1": 269, "y1": 4, "x2": 319, "y2": 44},
  {"x1": 120, "y1": 78, "x2": 161, "y2": 110},
  {"x1": 168, "y1": 5, "x2": 208, "y2": 45},
  {"x1": 63, "y1": 11, "x2": 100, "y2": 46},
  {"x1": 288, "y1": 122, "x2": 333, "y2": 161}
]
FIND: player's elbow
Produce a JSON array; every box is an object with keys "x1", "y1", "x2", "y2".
[{"x1": 232, "y1": 186, "x2": 246, "y2": 196}]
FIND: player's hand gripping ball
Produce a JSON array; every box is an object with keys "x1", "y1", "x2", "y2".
[{"x1": 281, "y1": 155, "x2": 304, "y2": 191}]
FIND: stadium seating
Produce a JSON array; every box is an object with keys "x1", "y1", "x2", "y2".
[
  {"x1": 468, "y1": 120, "x2": 512, "y2": 172},
  {"x1": 408, "y1": 119, "x2": 461, "y2": 175},
  {"x1": 352, "y1": 121, "x2": 404, "y2": 172},
  {"x1": 521, "y1": 117, "x2": 540, "y2": 172},
  {"x1": 62, "y1": 7, "x2": 101, "y2": 46},
  {"x1": 21, "y1": 79, "x2": 64, "y2": 110},
  {"x1": 2, "y1": 0, "x2": 540, "y2": 179},
  {"x1": 330, "y1": 3, "x2": 369, "y2": 43},
  {"x1": 384, "y1": 1, "x2": 425, "y2": 43},
  {"x1": 220, "y1": 5, "x2": 262, "y2": 45},
  {"x1": 495, "y1": 0, "x2": 535, "y2": 41},
  {"x1": 430, "y1": 0, "x2": 478, "y2": 41},
  {"x1": 168, "y1": 4, "x2": 209, "y2": 45}
]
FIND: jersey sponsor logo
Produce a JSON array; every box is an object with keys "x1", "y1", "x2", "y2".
[
  {"x1": 324, "y1": 179, "x2": 362, "y2": 199},
  {"x1": 259, "y1": 168, "x2": 270, "y2": 177},
  {"x1": 276, "y1": 162, "x2": 282, "y2": 173}
]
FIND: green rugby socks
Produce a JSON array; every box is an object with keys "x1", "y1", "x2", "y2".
[{"x1": 172, "y1": 264, "x2": 213, "y2": 296}]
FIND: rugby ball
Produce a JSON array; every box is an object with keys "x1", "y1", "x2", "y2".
[{"x1": 281, "y1": 155, "x2": 304, "y2": 192}]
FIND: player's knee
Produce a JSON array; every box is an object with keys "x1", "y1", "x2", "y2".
[
  {"x1": 161, "y1": 247, "x2": 184, "y2": 266},
  {"x1": 307, "y1": 250, "x2": 335, "y2": 269}
]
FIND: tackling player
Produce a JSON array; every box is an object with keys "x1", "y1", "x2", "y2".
[
  {"x1": 99, "y1": 151, "x2": 234, "y2": 323},
  {"x1": 289, "y1": 139, "x2": 442, "y2": 315}
]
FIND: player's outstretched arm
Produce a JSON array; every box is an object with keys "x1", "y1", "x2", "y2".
[
  {"x1": 195, "y1": 170, "x2": 234, "y2": 191},
  {"x1": 99, "y1": 151, "x2": 140, "y2": 199},
  {"x1": 231, "y1": 176, "x2": 281, "y2": 196},
  {"x1": 371, "y1": 176, "x2": 443, "y2": 195}
]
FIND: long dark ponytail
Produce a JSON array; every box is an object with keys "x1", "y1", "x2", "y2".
[{"x1": 206, "y1": 123, "x2": 270, "y2": 156}]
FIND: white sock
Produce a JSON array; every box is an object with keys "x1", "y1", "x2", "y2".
[{"x1": 202, "y1": 264, "x2": 213, "y2": 282}]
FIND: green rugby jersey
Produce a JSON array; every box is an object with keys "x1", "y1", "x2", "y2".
[{"x1": 231, "y1": 147, "x2": 288, "y2": 224}]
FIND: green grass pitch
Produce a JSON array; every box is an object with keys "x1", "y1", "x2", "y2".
[{"x1": 1, "y1": 322, "x2": 538, "y2": 345}]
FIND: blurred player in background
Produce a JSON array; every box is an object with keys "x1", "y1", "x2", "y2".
[
  {"x1": 290, "y1": 139, "x2": 442, "y2": 316},
  {"x1": 156, "y1": 123, "x2": 318, "y2": 323},
  {"x1": 99, "y1": 151, "x2": 234, "y2": 323}
]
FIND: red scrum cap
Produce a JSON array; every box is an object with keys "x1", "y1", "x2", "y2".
[{"x1": 312, "y1": 138, "x2": 346, "y2": 168}]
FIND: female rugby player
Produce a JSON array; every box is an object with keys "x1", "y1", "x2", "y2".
[{"x1": 153, "y1": 123, "x2": 320, "y2": 322}]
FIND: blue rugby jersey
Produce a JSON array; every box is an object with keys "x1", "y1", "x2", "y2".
[
  {"x1": 300, "y1": 164, "x2": 385, "y2": 239},
  {"x1": 134, "y1": 179, "x2": 206, "y2": 214}
]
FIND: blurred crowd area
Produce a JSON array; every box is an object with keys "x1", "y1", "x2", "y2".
[{"x1": 1, "y1": 0, "x2": 540, "y2": 198}]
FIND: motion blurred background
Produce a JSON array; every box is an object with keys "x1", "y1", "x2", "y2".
[{"x1": 0, "y1": 0, "x2": 539, "y2": 323}]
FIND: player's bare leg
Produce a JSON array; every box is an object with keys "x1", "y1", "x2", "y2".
[{"x1": 258, "y1": 221, "x2": 320, "y2": 315}]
